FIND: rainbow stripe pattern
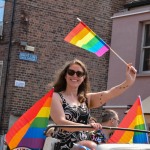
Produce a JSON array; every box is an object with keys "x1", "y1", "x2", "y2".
[
  {"x1": 64, "y1": 21, "x2": 110, "y2": 57},
  {"x1": 108, "y1": 96, "x2": 149, "y2": 144},
  {"x1": 6, "y1": 88, "x2": 54, "y2": 149}
]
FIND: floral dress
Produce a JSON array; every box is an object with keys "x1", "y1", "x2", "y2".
[
  {"x1": 88, "y1": 130, "x2": 106, "y2": 144},
  {"x1": 53, "y1": 93, "x2": 90, "y2": 150}
]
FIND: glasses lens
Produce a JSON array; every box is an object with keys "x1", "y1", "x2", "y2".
[
  {"x1": 113, "y1": 118, "x2": 120, "y2": 123},
  {"x1": 67, "y1": 69, "x2": 84, "y2": 77},
  {"x1": 67, "y1": 69, "x2": 75, "y2": 76},
  {"x1": 76, "y1": 71, "x2": 84, "y2": 77}
]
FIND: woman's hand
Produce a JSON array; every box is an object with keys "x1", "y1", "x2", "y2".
[
  {"x1": 126, "y1": 63, "x2": 137, "y2": 85},
  {"x1": 89, "y1": 122, "x2": 102, "y2": 131},
  {"x1": 45, "y1": 127, "x2": 55, "y2": 137}
]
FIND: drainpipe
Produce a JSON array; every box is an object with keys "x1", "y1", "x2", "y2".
[{"x1": 0, "y1": 0, "x2": 16, "y2": 134}]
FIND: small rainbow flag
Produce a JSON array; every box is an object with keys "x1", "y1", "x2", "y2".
[
  {"x1": 64, "y1": 19, "x2": 110, "y2": 57},
  {"x1": 108, "y1": 96, "x2": 149, "y2": 144},
  {"x1": 5, "y1": 88, "x2": 54, "y2": 149}
]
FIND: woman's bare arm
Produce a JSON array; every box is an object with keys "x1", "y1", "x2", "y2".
[
  {"x1": 87, "y1": 64, "x2": 137, "y2": 108},
  {"x1": 50, "y1": 92, "x2": 101, "y2": 132}
]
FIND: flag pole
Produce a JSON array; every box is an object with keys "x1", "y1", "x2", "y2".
[
  {"x1": 77, "y1": 17, "x2": 128, "y2": 66},
  {"x1": 109, "y1": 47, "x2": 128, "y2": 65},
  {"x1": 44, "y1": 125, "x2": 150, "y2": 135}
]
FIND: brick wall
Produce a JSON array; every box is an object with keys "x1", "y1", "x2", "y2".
[
  {"x1": 126, "y1": 0, "x2": 134, "y2": 3},
  {"x1": 0, "y1": 1, "x2": 14, "y2": 134},
  {"x1": 0, "y1": 0, "x2": 127, "y2": 133}
]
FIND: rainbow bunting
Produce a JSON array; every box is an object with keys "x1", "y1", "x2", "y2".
[
  {"x1": 64, "y1": 20, "x2": 110, "y2": 57},
  {"x1": 108, "y1": 96, "x2": 149, "y2": 144},
  {"x1": 5, "y1": 88, "x2": 54, "y2": 150}
]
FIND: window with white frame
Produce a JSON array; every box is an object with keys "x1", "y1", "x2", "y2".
[
  {"x1": 0, "y1": 61, "x2": 3, "y2": 86},
  {"x1": 140, "y1": 22, "x2": 150, "y2": 73}
]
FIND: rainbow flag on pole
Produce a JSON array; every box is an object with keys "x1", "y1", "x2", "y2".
[
  {"x1": 64, "y1": 19, "x2": 110, "y2": 57},
  {"x1": 108, "y1": 96, "x2": 149, "y2": 144},
  {"x1": 5, "y1": 88, "x2": 54, "y2": 149}
]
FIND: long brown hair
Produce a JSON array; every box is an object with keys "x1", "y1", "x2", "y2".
[{"x1": 52, "y1": 59, "x2": 91, "y2": 103}]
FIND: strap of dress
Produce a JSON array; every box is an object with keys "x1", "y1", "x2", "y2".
[
  {"x1": 58, "y1": 92, "x2": 66, "y2": 103},
  {"x1": 58, "y1": 92, "x2": 88, "y2": 108}
]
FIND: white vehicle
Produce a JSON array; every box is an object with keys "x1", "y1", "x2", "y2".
[
  {"x1": 96, "y1": 144, "x2": 150, "y2": 150},
  {"x1": 44, "y1": 125, "x2": 150, "y2": 150},
  {"x1": 43, "y1": 140, "x2": 150, "y2": 150}
]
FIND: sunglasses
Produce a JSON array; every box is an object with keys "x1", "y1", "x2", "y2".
[
  {"x1": 112, "y1": 118, "x2": 120, "y2": 124},
  {"x1": 67, "y1": 69, "x2": 85, "y2": 78}
]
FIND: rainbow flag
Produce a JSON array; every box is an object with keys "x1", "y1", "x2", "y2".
[
  {"x1": 5, "y1": 88, "x2": 54, "y2": 150},
  {"x1": 108, "y1": 96, "x2": 149, "y2": 144},
  {"x1": 64, "y1": 20, "x2": 110, "y2": 57}
]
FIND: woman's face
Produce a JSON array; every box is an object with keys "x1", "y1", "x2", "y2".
[{"x1": 65, "y1": 64, "x2": 85, "y2": 88}]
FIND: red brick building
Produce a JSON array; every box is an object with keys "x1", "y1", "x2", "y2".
[{"x1": 0, "y1": 0, "x2": 146, "y2": 135}]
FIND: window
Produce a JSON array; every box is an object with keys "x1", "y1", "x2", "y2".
[
  {"x1": 0, "y1": 0, "x2": 5, "y2": 37},
  {"x1": 140, "y1": 22, "x2": 150, "y2": 73},
  {"x1": 0, "y1": 61, "x2": 3, "y2": 86}
]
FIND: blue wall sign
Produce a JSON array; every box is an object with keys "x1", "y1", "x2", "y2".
[{"x1": 19, "y1": 52, "x2": 38, "y2": 62}]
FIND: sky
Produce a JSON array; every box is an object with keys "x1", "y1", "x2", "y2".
[{"x1": 0, "y1": 1, "x2": 5, "y2": 22}]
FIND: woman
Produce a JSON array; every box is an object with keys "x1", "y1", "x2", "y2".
[{"x1": 50, "y1": 59, "x2": 136, "y2": 149}]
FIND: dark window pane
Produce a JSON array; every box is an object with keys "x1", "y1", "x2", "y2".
[
  {"x1": 144, "y1": 24, "x2": 150, "y2": 46},
  {"x1": 143, "y1": 48, "x2": 150, "y2": 71}
]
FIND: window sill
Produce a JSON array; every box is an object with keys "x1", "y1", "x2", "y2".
[{"x1": 137, "y1": 73, "x2": 150, "y2": 77}]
